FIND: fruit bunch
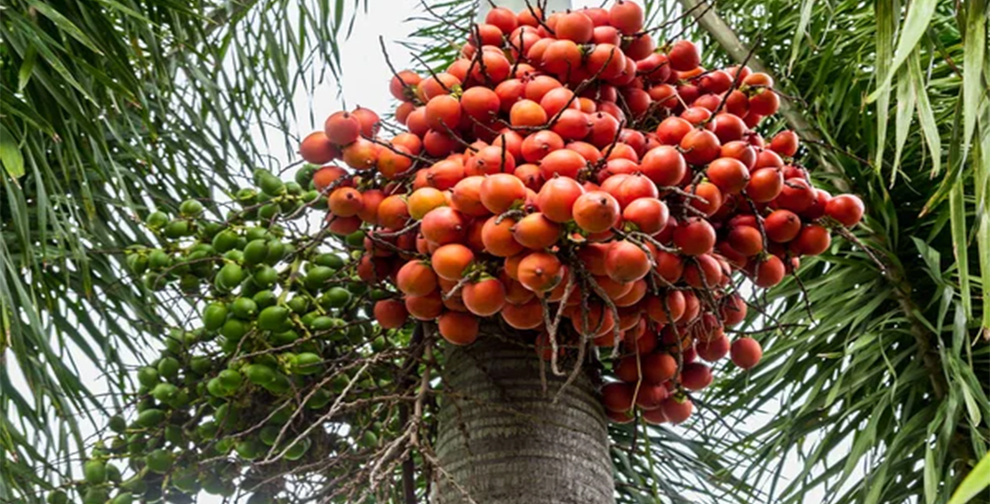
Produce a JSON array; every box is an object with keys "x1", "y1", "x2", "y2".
[
  {"x1": 65, "y1": 3, "x2": 868, "y2": 503},
  {"x1": 299, "y1": 1, "x2": 864, "y2": 425},
  {"x1": 65, "y1": 170, "x2": 403, "y2": 504}
]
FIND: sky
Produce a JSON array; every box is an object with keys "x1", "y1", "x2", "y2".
[{"x1": 8, "y1": 0, "x2": 862, "y2": 502}]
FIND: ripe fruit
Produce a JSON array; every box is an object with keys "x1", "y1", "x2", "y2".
[
  {"x1": 573, "y1": 191, "x2": 621, "y2": 233},
  {"x1": 622, "y1": 197, "x2": 668, "y2": 234},
  {"x1": 396, "y1": 261, "x2": 438, "y2": 297},
  {"x1": 463, "y1": 277, "x2": 507, "y2": 316},
  {"x1": 673, "y1": 218, "x2": 716, "y2": 256},
  {"x1": 659, "y1": 396, "x2": 693, "y2": 424},
  {"x1": 390, "y1": 70, "x2": 422, "y2": 100},
  {"x1": 727, "y1": 225, "x2": 764, "y2": 256},
  {"x1": 667, "y1": 40, "x2": 700, "y2": 71},
  {"x1": 775, "y1": 177, "x2": 815, "y2": 212},
  {"x1": 536, "y1": 176, "x2": 585, "y2": 222},
  {"x1": 764, "y1": 209, "x2": 802, "y2": 243},
  {"x1": 283, "y1": 7, "x2": 866, "y2": 434},
  {"x1": 681, "y1": 362, "x2": 713, "y2": 391},
  {"x1": 480, "y1": 173, "x2": 528, "y2": 213},
  {"x1": 510, "y1": 99, "x2": 548, "y2": 127},
  {"x1": 512, "y1": 212, "x2": 561, "y2": 249},
  {"x1": 555, "y1": 11, "x2": 594, "y2": 43},
  {"x1": 731, "y1": 337, "x2": 763, "y2": 369},
  {"x1": 792, "y1": 224, "x2": 831, "y2": 256},
  {"x1": 608, "y1": 0, "x2": 644, "y2": 34},
  {"x1": 602, "y1": 382, "x2": 634, "y2": 412},
  {"x1": 746, "y1": 167, "x2": 784, "y2": 203},
  {"x1": 752, "y1": 254, "x2": 785, "y2": 288},
  {"x1": 501, "y1": 299, "x2": 544, "y2": 329},
  {"x1": 706, "y1": 157, "x2": 750, "y2": 194},
  {"x1": 374, "y1": 299, "x2": 409, "y2": 329},
  {"x1": 324, "y1": 111, "x2": 361, "y2": 145},
  {"x1": 406, "y1": 292, "x2": 444, "y2": 320},
  {"x1": 825, "y1": 194, "x2": 865, "y2": 227},
  {"x1": 481, "y1": 216, "x2": 525, "y2": 257},
  {"x1": 697, "y1": 335, "x2": 730, "y2": 362},
  {"x1": 605, "y1": 241, "x2": 651, "y2": 282},
  {"x1": 680, "y1": 129, "x2": 721, "y2": 165},
  {"x1": 539, "y1": 148, "x2": 587, "y2": 179},
  {"x1": 438, "y1": 311, "x2": 480, "y2": 345},
  {"x1": 451, "y1": 176, "x2": 489, "y2": 217},
  {"x1": 425, "y1": 95, "x2": 462, "y2": 131},
  {"x1": 770, "y1": 130, "x2": 800, "y2": 156},
  {"x1": 408, "y1": 187, "x2": 447, "y2": 220},
  {"x1": 643, "y1": 352, "x2": 677, "y2": 384},
  {"x1": 299, "y1": 132, "x2": 336, "y2": 164},
  {"x1": 421, "y1": 207, "x2": 466, "y2": 245},
  {"x1": 517, "y1": 252, "x2": 564, "y2": 292},
  {"x1": 328, "y1": 187, "x2": 364, "y2": 217}
]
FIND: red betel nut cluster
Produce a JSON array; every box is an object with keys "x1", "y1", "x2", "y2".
[{"x1": 297, "y1": 1, "x2": 865, "y2": 425}]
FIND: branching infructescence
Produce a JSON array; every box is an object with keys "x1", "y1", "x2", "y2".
[{"x1": 69, "y1": 2, "x2": 868, "y2": 504}]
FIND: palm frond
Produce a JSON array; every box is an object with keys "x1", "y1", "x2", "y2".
[
  {"x1": 0, "y1": 0, "x2": 365, "y2": 499},
  {"x1": 674, "y1": 1, "x2": 990, "y2": 502}
]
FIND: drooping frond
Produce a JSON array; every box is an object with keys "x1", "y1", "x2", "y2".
[{"x1": 0, "y1": 0, "x2": 367, "y2": 499}]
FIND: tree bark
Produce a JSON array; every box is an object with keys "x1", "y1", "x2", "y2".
[{"x1": 433, "y1": 326, "x2": 614, "y2": 504}]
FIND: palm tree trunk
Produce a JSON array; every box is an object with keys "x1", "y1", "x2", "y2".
[{"x1": 433, "y1": 326, "x2": 614, "y2": 504}]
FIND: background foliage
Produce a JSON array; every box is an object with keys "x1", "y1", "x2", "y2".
[
  {"x1": 677, "y1": 0, "x2": 990, "y2": 503},
  {"x1": 1, "y1": 0, "x2": 363, "y2": 498},
  {"x1": 1, "y1": 0, "x2": 987, "y2": 503}
]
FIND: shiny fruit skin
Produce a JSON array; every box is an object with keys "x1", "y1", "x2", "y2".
[
  {"x1": 731, "y1": 337, "x2": 763, "y2": 369},
  {"x1": 480, "y1": 173, "x2": 528, "y2": 214},
  {"x1": 421, "y1": 207, "x2": 466, "y2": 245},
  {"x1": 572, "y1": 191, "x2": 621, "y2": 233},
  {"x1": 604, "y1": 241, "x2": 651, "y2": 282},
  {"x1": 622, "y1": 197, "x2": 668, "y2": 234},
  {"x1": 396, "y1": 260, "x2": 438, "y2": 297},
  {"x1": 481, "y1": 216, "x2": 525, "y2": 257},
  {"x1": 299, "y1": 132, "x2": 336, "y2": 164},
  {"x1": 511, "y1": 212, "x2": 562, "y2": 250},
  {"x1": 746, "y1": 168, "x2": 784, "y2": 203},
  {"x1": 609, "y1": 0, "x2": 644, "y2": 34},
  {"x1": 374, "y1": 299, "x2": 409, "y2": 329},
  {"x1": 706, "y1": 157, "x2": 750, "y2": 194},
  {"x1": 825, "y1": 194, "x2": 865, "y2": 227},
  {"x1": 659, "y1": 397, "x2": 693, "y2": 424},
  {"x1": 764, "y1": 209, "x2": 802, "y2": 243},
  {"x1": 536, "y1": 176, "x2": 585, "y2": 223},
  {"x1": 438, "y1": 311, "x2": 479, "y2": 345},
  {"x1": 791, "y1": 224, "x2": 831, "y2": 256},
  {"x1": 324, "y1": 111, "x2": 361, "y2": 145},
  {"x1": 517, "y1": 252, "x2": 564, "y2": 293},
  {"x1": 672, "y1": 218, "x2": 716, "y2": 256},
  {"x1": 462, "y1": 278, "x2": 507, "y2": 316},
  {"x1": 431, "y1": 244, "x2": 474, "y2": 280}
]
